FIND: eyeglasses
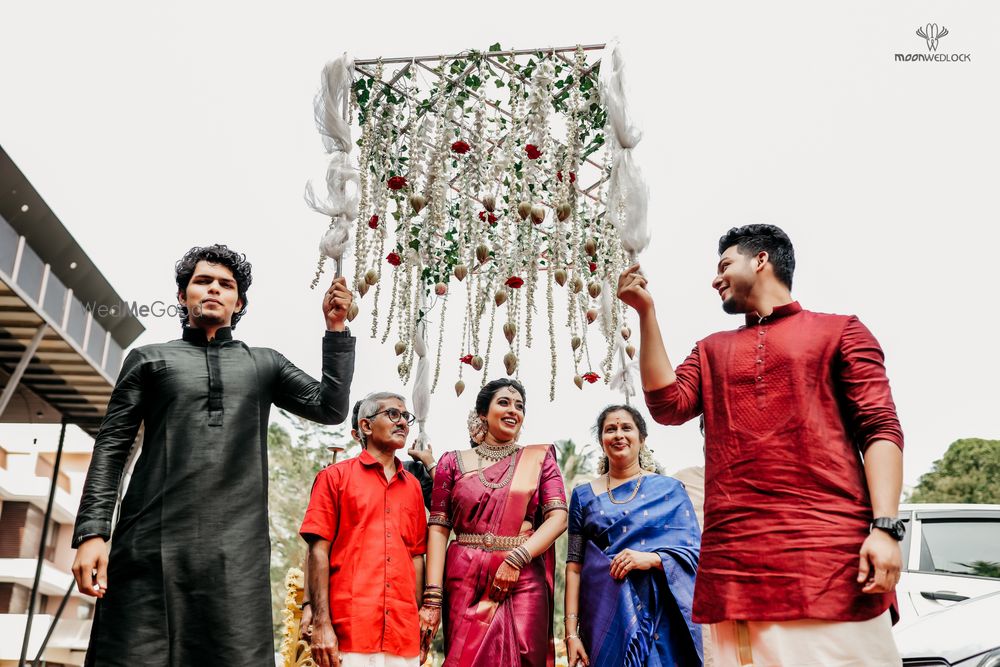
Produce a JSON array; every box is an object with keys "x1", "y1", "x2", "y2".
[{"x1": 367, "y1": 408, "x2": 416, "y2": 425}]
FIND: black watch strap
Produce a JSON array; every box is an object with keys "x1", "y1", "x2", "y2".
[{"x1": 872, "y1": 517, "x2": 906, "y2": 541}]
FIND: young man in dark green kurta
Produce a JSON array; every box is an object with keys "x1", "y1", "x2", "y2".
[{"x1": 72, "y1": 245, "x2": 356, "y2": 667}]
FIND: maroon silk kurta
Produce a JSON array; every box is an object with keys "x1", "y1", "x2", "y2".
[{"x1": 645, "y1": 302, "x2": 903, "y2": 624}]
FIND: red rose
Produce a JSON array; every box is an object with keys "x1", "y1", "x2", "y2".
[
  {"x1": 368, "y1": 215, "x2": 379, "y2": 229},
  {"x1": 459, "y1": 354, "x2": 473, "y2": 364},
  {"x1": 451, "y1": 140, "x2": 470, "y2": 154},
  {"x1": 487, "y1": 213, "x2": 498, "y2": 225},
  {"x1": 589, "y1": 262, "x2": 597, "y2": 272},
  {"x1": 387, "y1": 176, "x2": 407, "y2": 191},
  {"x1": 478, "y1": 211, "x2": 487, "y2": 222},
  {"x1": 505, "y1": 276, "x2": 524, "y2": 289},
  {"x1": 386, "y1": 251, "x2": 402, "y2": 266},
  {"x1": 582, "y1": 372, "x2": 600, "y2": 384},
  {"x1": 525, "y1": 144, "x2": 542, "y2": 160}
]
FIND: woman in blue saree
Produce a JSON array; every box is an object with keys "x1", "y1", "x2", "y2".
[{"x1": 565, "y1": 405, "x2": 702, "y2": 667}]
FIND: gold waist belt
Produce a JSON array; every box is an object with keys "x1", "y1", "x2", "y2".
[{"x1": 455, "y1": 532, "x2": 528, "y2": 552}]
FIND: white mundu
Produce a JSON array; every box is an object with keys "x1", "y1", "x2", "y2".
[
  {"x1": 710, "y1": 610, "x2": 901, "y2": 667},
  {"x1": 339, "y1": 653, "x2": 420, "y2": 667}
]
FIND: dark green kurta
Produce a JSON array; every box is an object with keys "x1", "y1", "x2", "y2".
[{"x1": 73, "y1": 326, "x2": 355, "y2": 666}]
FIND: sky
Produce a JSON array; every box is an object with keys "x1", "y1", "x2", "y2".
[{"x1": 2, "y1": 1, "x2": 998, "y2": 487}]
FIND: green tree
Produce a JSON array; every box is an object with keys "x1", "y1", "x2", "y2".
[
  {"x1": 909, "y1": 438, "x2": 1000, "y2": 504},
  {"x1": 267, "y1": 411, "x2": 356, "y2": 648},
  {"x1": 552, "y1": 438, "x2": 598, "y2": 639}
]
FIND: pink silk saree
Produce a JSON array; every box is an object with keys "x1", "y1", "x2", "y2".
[{"x1": 429, "y1": 444, "x2": 567, "y2": 667}]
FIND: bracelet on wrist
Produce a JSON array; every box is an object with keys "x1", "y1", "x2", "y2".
[
  {"x1": 566, "y1": 634, "x2": 580, "y2": 641},
  {"x1": 300, "y1": 600, "x2": 312, "y2": 610}
]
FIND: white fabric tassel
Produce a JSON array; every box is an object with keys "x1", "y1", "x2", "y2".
[
  {"x1": 609, "y1": 337, "x2": 639, "y2": 403},
  {"x1": 411, "y1": 291, "x2": 430, "y2": 451},
  {"x1": 305, "y1": 54, "x2": 358, "y2": 278},
  {"x1": 600, "y1": 40, "x2": 650, "y2": 262},
  {"x1": 314, "y1": 55, "x2": 354, "y2": 154}
]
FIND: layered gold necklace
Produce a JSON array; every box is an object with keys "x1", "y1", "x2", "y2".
[{"x1": 476, "y1": 441, "x2": 518, "y2": 489}]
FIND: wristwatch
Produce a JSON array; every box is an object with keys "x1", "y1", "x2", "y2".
[{"x1": 871, "y1": 517, "x2": 906, "y2": 541}]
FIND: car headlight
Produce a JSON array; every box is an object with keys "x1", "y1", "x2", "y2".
[{"x1": 951, "y1": 650, "x2": 1000, "y2": 667}]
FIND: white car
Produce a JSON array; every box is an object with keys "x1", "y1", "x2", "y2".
[
  {"x1": 896, "y1": 591, "x2": 1000, "y2": 666},
  {"x1": 895, "y1": 503, "x2": 1000, "y2": 628}
]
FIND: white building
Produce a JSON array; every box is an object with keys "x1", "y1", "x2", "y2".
[{"x1": 0, "y1": 145, "x2": 143, "y2": 667}]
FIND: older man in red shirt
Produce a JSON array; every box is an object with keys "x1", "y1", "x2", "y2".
[
  {"x1": 301, "y1": 392, "x2": 427, "y2": 667},
  {"x1": 619, "y1": 224, "x2": 904, "y2": 666}
]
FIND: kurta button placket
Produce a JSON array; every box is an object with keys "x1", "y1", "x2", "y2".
[{"x1": 206, "y1": 341, "x2": 225, "y2": 426}]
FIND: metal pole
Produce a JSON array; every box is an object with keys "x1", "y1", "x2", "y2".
[
  {"x1": 18, "y1": 419, "x2": 67, "y2": 667},
  {"x1": 0, "y1": 324, "x2": 47, "y2": 419},
  {"x1": 31, "y1": 579, "x2": 75, "y2": 667}
]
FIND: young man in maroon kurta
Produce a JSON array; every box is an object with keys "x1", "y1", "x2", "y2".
[{"x1": 618, "y1": 225, "x2": 904, "y2": 665}]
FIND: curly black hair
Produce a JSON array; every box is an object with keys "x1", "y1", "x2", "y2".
[
  {"x1": 174, "y1": 244, "x2": 252, "y2": 328},
  {"x1": 717, "y1": 224, "x2": 795, "y2": 290},
  {"x1": 594, "y1": 404, "x2": 648, "y2": 441},
  {"x1": 474, "y1": 378, "x2": 526, "y2": 417}
]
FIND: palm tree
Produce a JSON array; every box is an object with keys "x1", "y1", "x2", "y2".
[{"x1": 552, "y1": 438, "x2": 599, "y2": 649}]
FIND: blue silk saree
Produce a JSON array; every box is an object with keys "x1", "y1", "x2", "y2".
[{"x1": 567, "y1": 474, "x2": 702, "y2": 667}]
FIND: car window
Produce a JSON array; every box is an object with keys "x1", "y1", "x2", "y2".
[{"x1": 918, "y1": 519, "x2": 1000, "y2": 578}]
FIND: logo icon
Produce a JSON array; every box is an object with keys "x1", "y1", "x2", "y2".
[{"x1": 916, "y1": 23, "x2": 948, "y2": 51}]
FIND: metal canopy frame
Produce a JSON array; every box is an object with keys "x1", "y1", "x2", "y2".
[{"x1": 350, "y1": 43, "x2": 610, "y2": 208}]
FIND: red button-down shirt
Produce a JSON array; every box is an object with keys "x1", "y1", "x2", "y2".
[
  {"x1": 300, "y1": 450, "x2": 427, "y2": 657},
  {"x1": 645, "y1": 302, "x2": 903, "y2": 624}
]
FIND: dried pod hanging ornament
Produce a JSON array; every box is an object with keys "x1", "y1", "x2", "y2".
[
  {"x1": 530, "y1": 205, "x2": 545, "y2": 225},
  {"x1": 556, "y1": 203, "x2": 571, "y2": 222},
  {"x1": 503, "y1": 352, "x2": 518, "y2": 376},
  {"x1": 409, "y1": 193, "x2": 427, "y2": 214},
  {"x1": 503, "y1": 321, "x2": 517, "y2": 344},
  {"x1": 476, "y1": 245, "x2": 490, "y2": 264}
]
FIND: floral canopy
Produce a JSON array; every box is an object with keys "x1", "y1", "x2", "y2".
[{"x1": 305, "y1": 42, "x2": 648, "y2": 446}]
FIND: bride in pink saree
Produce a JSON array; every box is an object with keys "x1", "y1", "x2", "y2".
[{"x1": 418, "y1": 379, "x2": 568, "y2": 666}]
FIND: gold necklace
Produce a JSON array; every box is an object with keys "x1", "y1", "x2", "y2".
[
  {"x1": 477, "y1": 441, "x2": 518, "y2": 462},
  {"x1": 478, "y1": 455, "x2": 515, "y2": 489},
  {"x1": 606, "y1": 472, "x2": 644, "y2": 504}
]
